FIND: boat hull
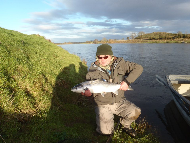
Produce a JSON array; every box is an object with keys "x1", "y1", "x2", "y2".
[{"x1": 166, "y1": 75, "x2": 190, "y2": 126}]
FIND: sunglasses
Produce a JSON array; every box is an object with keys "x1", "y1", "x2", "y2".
[{"x1": 98, "y1": 56, "x2": 109, "y2": 59}]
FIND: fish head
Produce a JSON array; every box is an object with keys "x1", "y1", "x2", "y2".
[{"x1": 71, "y1": 83, "x2": 85, "y2": 93}]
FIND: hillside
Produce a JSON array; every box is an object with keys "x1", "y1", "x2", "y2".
[
  {"x1": 0, "y1": 27, "x2": 99, "y2": 142},
  {"x1": 0, "y1": 27, "x2": 88, "y2": 113},
  {"x1": 136, "y1": 32, "x2": 190, "y2": 39}
]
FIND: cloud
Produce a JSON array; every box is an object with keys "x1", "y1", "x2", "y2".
[
  {"x1": 22, "y1": 0, "x2": 190, "y2": 42},
  {"x1": 54, "y1": 0, "x2": 190, "y2": 21}
]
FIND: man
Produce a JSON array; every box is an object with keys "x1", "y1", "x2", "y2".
[{"x1": 82, "y1": 44, "x2": 143, "y2": 137}]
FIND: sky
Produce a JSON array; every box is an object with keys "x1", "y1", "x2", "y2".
[{"x1": 1, "y1": 0, "x2": 190, "y2": 43}]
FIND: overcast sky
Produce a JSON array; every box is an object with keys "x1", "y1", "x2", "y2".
[{"x1": 1, "y1": 0, "x2": 190, "y2": 42}]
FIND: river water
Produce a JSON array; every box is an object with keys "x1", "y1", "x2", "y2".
[{"x1": 60, "y1": 43, "x2": 190, "y2": 143}]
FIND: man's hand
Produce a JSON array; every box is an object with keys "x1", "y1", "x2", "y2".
[
  {"x1": 119, "y1": 81, "x2": 129, "y2": 91},
  {"x1": 81, "y1": 89, "x2": 92, "y2": 97}
]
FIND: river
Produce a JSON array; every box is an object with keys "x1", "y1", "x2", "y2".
[{"x1": 60, "y1": 43, "x2": 190, "y2": 143}]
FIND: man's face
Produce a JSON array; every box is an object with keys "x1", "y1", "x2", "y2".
[{"x1": 98, "y1": 55, "x2": 112, "y2": 67}]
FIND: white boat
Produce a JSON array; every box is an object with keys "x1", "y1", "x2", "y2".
[{"x1": 156, "y1": 75, "x2": 190, "y2": 126}]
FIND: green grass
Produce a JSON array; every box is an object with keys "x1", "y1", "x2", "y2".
[
  {"x1": 112, "y1": 118, "x2": 159, "y2": 143},
  {"x1": 0, "y1": 27, "x2": 159, "y2": 143},
  {"x1": 0, "y1": 27, "x2": 99, "y2": 142}
]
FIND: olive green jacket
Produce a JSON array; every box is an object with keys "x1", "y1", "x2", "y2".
[{"x1": 86, "y1": 57, "x2": 143, "y2": 105}]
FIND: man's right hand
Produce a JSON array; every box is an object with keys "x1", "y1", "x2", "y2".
[{"x1": 81, "y1": 89, "x2": 92, "y2": 97}]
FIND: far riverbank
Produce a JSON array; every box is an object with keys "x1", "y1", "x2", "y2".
[{"x1": 55, "y1": 38, "x2": 190, "y2": 45}]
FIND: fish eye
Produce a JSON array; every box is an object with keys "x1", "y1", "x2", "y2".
[
  {"x1": 77, "y1": 83, "x2": 83, "y2": 87},
  {"x1": 73, "y1": 83, "x2": 83, "y2": 88}
]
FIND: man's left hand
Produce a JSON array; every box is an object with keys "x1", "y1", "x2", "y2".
[{"x1": 119, "y1": 81, "x2": 129, "y2": 91}]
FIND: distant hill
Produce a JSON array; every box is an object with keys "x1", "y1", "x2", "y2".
[
  {"x1": 55, "y1": 32, "x2": 190, "y2": 44},
  {"x1": 135, "y1": 32, "x2": 190, "y2": 40}
]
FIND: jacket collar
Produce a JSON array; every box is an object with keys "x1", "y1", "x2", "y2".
[{"x1": 92, "y1": 56, "x2": 119, "y2": 72}]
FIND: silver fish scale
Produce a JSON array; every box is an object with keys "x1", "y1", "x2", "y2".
[
  {"x1": 71, "y1": 80, "x2": 133, "y2": 97},
  {"x1": 71, "y1": 80, "x2": 120, "y2": 97}
]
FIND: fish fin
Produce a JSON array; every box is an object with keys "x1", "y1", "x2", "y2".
[
  {"x1": 128, "y1": 85, "x2": 134, "y2": 91},
  {"x1": 101, "y1": 92, "x2": 106, "y2": 97},
  {"x1": 84, "y1": 87, "x2": 89, "y2": 91},
  {"x1": 113, "y1": 90, "x2": 118, "y2": 95}
]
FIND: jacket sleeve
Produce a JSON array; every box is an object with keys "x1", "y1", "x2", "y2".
[
  {"x1": 123, "y1": 60, "x2": 143, "y2": 85},
  {"x1": 86, "y1": 71, "x2": 92, "y2": 81}
]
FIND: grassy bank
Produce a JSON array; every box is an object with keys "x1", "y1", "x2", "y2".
[
  {"x1": 0, "y1": 27, "x2": 159, "y2": 143},
  {"x1": 0, "y1": 27, "x2": 100, "y2": 142}
]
